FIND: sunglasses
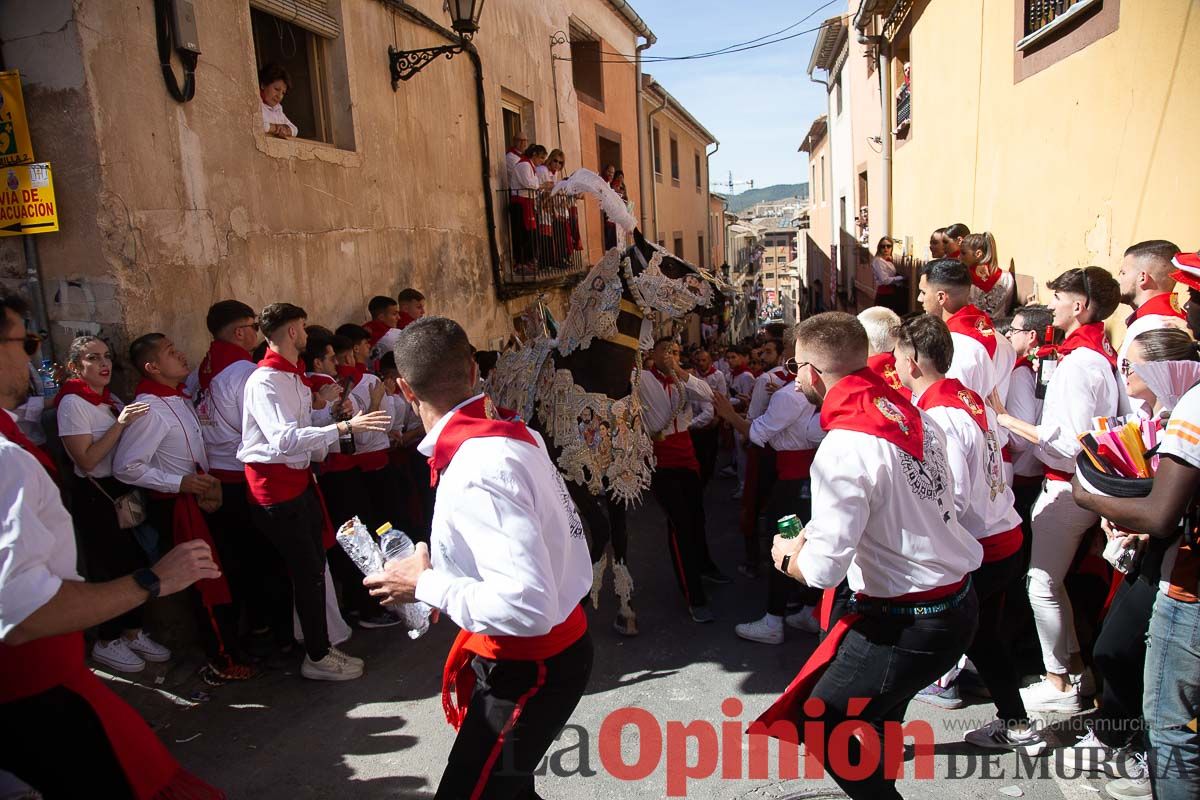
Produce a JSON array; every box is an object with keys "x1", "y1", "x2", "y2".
[
  {"x1": 1, "y1": 332, "x2": 41, "y2": 356},
  {"x1": 784, "y1": 358, "x2": 822, "y2": 376}
]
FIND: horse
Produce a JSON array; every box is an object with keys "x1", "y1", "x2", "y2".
[{"x1": 489, "y1": 223, "x2": 721, "y2": 636}]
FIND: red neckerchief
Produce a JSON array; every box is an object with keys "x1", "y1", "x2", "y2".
[
  {"x1": 750, "y1": 368, "x2": 763, "y2": 378},
  {"x1": 259, "y1": 349, "x2": 314, "y2": 388},
  {"x1": 702, "y1": 365, "x2": 717, "y2": 378},
  {"x1": 731, "y1": 364, "x2": 748, "y2": 377},
  {"x1": 820, "y1": 367, "x2": 925, "y2": 460},
  {"x1": 946, "y1": 304, "x2": 999, "y2": 358},
  {"x1": 970, "y1": 263, "x2": 1002, "y2": 293},
  {"x1": 649, "y1": 367, "x2": 675, "y2": 390},
  {"x1": 518, "y1": 156, "x2": 532, "y2": 165},
  {"x1": 867, "y1": 352, "x2": 905, "y2": 393},
  {"x1": 946, "y1": 247, "x2": 961, "y2": 259},
  {"x1": 0, "y1": 410, "x2": 58, "y2": 479},
  {"x1": 1057, "y1": 321, "x2": 1118, "y2": 367},
  {"x1": 52, "y1": 377, "x2": 116, "y2": 409},
  {"x1": 397, "y1": 311, "x2": 416, "y2": 330},
  {"x1": 1013, "y1": 356, "x2": 1033, "y2": 372},
  {"x1": 336, "y1": 363, "x2": 367, "y2": 389},
  {"x1": 427, "y1": 396, "x2": 536, "y2": 488},
  {"x1": 916, "y1": 377, "x2": 989, "y2": 434},
  {"x1": 306, "y1": 372, "x2": 336, "y2": 387},
  {"x1": 134, "y1": 379, "x2": 188, "y2": 399},
  {"x1": 198, "y1": 340, "x2": 253, "y2": 393},
  {"x1": 1128, "y1": 292, "x2": 1186, "y2": 325},
  {"x1": 362, "y1": 319, "x2": 393, "y2": 346}
]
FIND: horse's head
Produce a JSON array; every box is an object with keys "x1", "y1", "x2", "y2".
[{"x1": 621, "y1": 229, "x2": 721, "y2": 319}]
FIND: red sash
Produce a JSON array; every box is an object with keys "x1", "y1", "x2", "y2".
[
  {"x1": 820, "y1": 368, "x2": 925, "y2": 460},
  {"x1": 336, "y1": 363, "x2": 368, "y2": 389},
  {"x1": 0, "y1": 631, "x2": 224, "y2": 798},
  {"x1": 916, "y1": 378, "x2": 989, "y2": 433},
  {"x1": 750, "y1": 579, "x2": 966, "y2": 744},
  {"x1": 442, "y1": 605, "x2": 587, "y2": 730},
  {"x1": 0, "y1": 411, "x2": 58, "y2": 479},
  {"x1": 52, "y1": 377, "x2": 117, "y2": 410},
  {"x1": 1057, "y1": 322, "x2": 1118, "y2": 368},
  {"x1": 980, "y1": 524, "x2": 1023, "y2": 564},
  {"x1": 147, "y1": 490, "x2": 232, "y2": 609},
  {"x1": 654, "y1": 430, "x2": 701, "y2": 473},
  {"x1": 866, "y1": 352, "x2": 913, "y2": 401},
  {"x1": 198, "y1": 341, "x2": 253, "y2": 393},
  {"x1": 363, "y1": 319, "x2": 393, "y2": 346},
  {"x1": 946, "y1": 304, "x2": 999, "y2": 358},
  {"x1": 970, "y1": 262, "x2": 1002, "y2": 293},
  {"x1": 775, "y1": 449, "x2": 816, "y2": 480}
]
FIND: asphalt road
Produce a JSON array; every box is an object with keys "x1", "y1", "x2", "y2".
[{"x1": 107, "y1": 470, "x2": 1118, "y2": 800}]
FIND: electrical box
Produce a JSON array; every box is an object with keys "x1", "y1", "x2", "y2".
[{"x1": 170, "y1": 0, "x2": 201, "y2": 55}]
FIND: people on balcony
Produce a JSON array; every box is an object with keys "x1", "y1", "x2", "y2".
[
  {"x1": 504, "y1": 132, "x2": 529, "y2": 190},
  {"x1": 509, "y1": 144, "x2": 548, "y2": 276}
]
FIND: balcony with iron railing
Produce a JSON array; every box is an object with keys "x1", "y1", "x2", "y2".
[
  {"x1": 1019, "y1": 0, "x2": 1101, "y2": 49},
  {"x1": 895, "y1": 83, "x2": 911, "y2": 132},
  {"x1": 498, "y1": 189, "x2": 590, "y2": 298}
]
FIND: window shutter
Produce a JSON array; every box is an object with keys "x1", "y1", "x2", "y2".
[{"x1": 250, "y1": 0, "x2": 340, "y2": 39}]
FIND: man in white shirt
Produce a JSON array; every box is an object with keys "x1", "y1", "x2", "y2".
[
  {"x1": 896, "y1": 316, "x2": 1042, "y2": 752},
  {"x1": 0, "y1": 291, "x2": 223, "y2": 797},
  {"x1": 1116, "y1": 239, "x2": 1187, "y2": 416},
  {"x1": 364, "y1": 317, "x2": 592, "y2": 800},
  {"x1": 688, "y1": 348, "x2": 727, "y2": 488},
  {"x1": 504, "y1": 132, "x2": 529, "y2": 189},
  {"x1": 239, "y1": 303, "x2": 391, "y2": 682},
  {"x1": 754, "y1": 312, "x2": 982, "y2": 800},
  {"x1": 740, "y1": 337, "x2": 788, "y2": 576},
  {"x1": 637, "y1": 337, "x2": 721, "y2": 621},
  {"x1": 919, "y1": 259, "x2": 1016, "y2": 400},
  {"x1": 995, "y1": 267, "x2": 1121, "y2": 713},
  {"x1": 1004, "y1": 304, "x2": 1051, "y2": 546},
  {"x1": 713, "y1": 367, "x2": 826, "y2": 645}
]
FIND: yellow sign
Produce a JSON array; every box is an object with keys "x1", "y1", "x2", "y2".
[
  {"x1": 0, "y1": 163, "x2": 58, "y2": 236},
  {"x1": 0, "y1": 71, "x2": 34, "y2": 167}
]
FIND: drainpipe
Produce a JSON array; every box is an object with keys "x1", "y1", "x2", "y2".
[
  {"x1": 634, "y1": 36, "x2": 654, "y2": 233},
  {"x1": 645, "y1": 90, "x2": 667, "y2": 242},
  {"x1": 705, "y1": 141, "x2": 718, "y2": 268}
]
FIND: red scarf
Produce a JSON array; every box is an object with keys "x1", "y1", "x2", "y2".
[
  {"x1": 946, "y1": 304, "x2": 999, "y2": 358},
  {"x1": 134, "y1": 379, "x2": 188, "y2": 399},
  {"x1": 157, "y1": 491, "x2": 232, "y2": 611},
  {"x1": 258, "y1": 349, "x2": 313, "y2": 388},
  {"x1": 731, "y1": 364, "x2": 748, "y2": 377},
  {"x1": 970, "y1": 262, "x2": 1002, "y2": 293},
  {"x1": 750, "y1": 368, "x2": 763, "y2": 378},
  {"x1": 702, "y1": 365, "x2": 717, "y2": 378},
  {"x1": 197, "y1": 340, "x2": 253, "y2": 393},
  {"x1": 1128, "y1": 292, "x2": 1186, "y2": 325},
  {"x1": 427, "y1": 396, "x2": 537, "y2": 488},
  {"x1": 397, "y1": 311, "x2": 417, "y2": 330},
  {"x1": 0, "y1": 410, "x2": 58, "y2": 479},
  {"x1": 53, "y1": 377, "x2": 117, "y2": 409},
  {"x1": 1057, "y1": 322, "x2": 1117, "y2": 367},
  {"x1": 866, "y1": 352, "x2": 911, "y2": 399},
  {"x1": 649, "y1": 367, "x2": 675, "y2": 390},
  {"x1": 363, "y1": 319, "x2": 393, "y2": 346},
  {"x1": 336, "y1": 363, "x2": 368, "y2": 389},
  {"x1": 1013, "y1": 356, "x2": 1033, "y2": 373},
  {"x1": 916, "y1": 378, "x2": 989, "y2": 434},
  {"x1": 820, "y1": 367, "x2": 925, "y2": 460}
]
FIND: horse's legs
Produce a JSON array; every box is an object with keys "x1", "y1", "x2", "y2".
[
  {"x1": 568, "y1": 482, "x2": 611, "y2": 562},
  {"x1": 604, "y1": 496, "x2": 638, "y2": 636},
  {"x1": 606, "y1": 496, "x2": 629, "y2": 564}
]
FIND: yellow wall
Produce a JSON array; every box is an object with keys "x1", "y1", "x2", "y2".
[
  {"x1": 642, "y1": 87, "x2": 713, "y2": 268},
  {"x1": 891, "y1": 0, "x2": 1200, "y2": 321}
]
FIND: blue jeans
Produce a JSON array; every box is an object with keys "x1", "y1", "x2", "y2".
[{"x1": 1143, "y1": 592, "x2": 1200, "y2": 799}]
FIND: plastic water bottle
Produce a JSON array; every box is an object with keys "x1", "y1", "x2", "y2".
[
  {"x1": 375, "y1": 522, "x2": 431, "y2": 639},
  {"x1": 38, "y1": 360, "x2": 58, "y2": 399}
]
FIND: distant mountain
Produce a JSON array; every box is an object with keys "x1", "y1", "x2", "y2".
[{"x1": 724, "y1": 183, "x2": 809, "y2": 213}]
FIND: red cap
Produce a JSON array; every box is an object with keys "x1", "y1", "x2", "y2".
[{"x1": 1171, "y1": 251, "x2": 1200, "y2": 292}]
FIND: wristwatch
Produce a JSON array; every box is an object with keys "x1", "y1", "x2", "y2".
[
  {"x1": 780, "y1": 554, "x2": 792, "y2": 576},
  {"x1": 133, "y1": 568, "x2": 161, "y2": 599}
]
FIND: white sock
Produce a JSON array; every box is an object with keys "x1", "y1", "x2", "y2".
[{"x1": 763, "y1": 614, "x2": 783, "y2": 627}]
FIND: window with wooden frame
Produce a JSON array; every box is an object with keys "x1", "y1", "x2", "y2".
[
  {"x1": 569, "y1": 33, "x2": 604, "y2": 109},
  {"x1": 1014, "y1": 0, "x2": 1119, "y2": 82},
  {"x1": 652, "y1": 125, "x2": 662, "y2": 176},
  {"x1": 669, "y1": 134, "x2": 680, "y2": 183}
]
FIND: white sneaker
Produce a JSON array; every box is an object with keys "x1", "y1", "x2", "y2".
[
  {"x1": 301, "y1": 648, "x2": 364, "y2": 681},
  {"x1": 735, "y1": 615, "x2": 783, "y2": 645},
  {"x1": 963, "y1": 719, "x2": 1048, "y2": 755},
  {"x1": 1104, "y1": 752, "x2": 1152, "y2": 799},
  {"x1": 784, "y1": 608, "x2": 820, "y2": 635},
  {"x1": 1060, "y1": 729, "x2": 1122, "y2": 775},
  {"x1": 1020, "y1": 677, "x2": 1084, "y2": 713},
  {"x1": 1071, "y1": 667, "x2": 1097, "y2": 697},
  {"x1": 92, "y1": 639, "x2": 146, "y2": 673},
  {"x1": 125, "y1": 631, "x2": 171, "y2": 663},
  {"x1": 330, "y1": 645, "x2": 364, "y2": 669}
]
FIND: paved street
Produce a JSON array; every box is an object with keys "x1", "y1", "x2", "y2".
[{"x1": 108, "y1": 472, "x2": 1115, "y2": 800}]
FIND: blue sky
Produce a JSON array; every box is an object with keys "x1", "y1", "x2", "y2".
[{"x1": 630, "y1": 0, "x2": 835, "y2": 193}]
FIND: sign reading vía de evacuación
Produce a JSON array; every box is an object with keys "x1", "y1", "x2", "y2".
[{"x1": 0, "y1": 162, "x2": 57, "y2": 236}]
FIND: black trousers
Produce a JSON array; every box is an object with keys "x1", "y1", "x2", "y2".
[
  {"x1": 205, "y1": 480, "x2": 292, "y2": 645},
  {"x1": 964, "y1": 552, "x2": 1028, "y2": 724},
  {"x1": 690, "y1": 426, "x2": 720, "y2": 488},
  {"x1": 808, "y1": 589, "x2": 979, "y2": 800},
  {"x1": 320, "y1": 467, "x2": 380, "y2": 619},
  {"x1": 743, "y1": 446, "x2": 778, "y2": 565},
  {"x1": 1092, "y1": 575, "x2": 1157, "y2": 749},
  {"x1": 651, "y1": 468, "x2": 710, "y2": 608},
  {"x1": 72, "y1": 476, "x2": 149, "y2": 641},
  {"x1": 569, "y1": 483, "x2": 629, "y2": 564},
  {"x1": 0, "y1": 685, "x2": 133, "y2": 798},
  {"x1": 249, "y1": 486, "x2": 330, "y2": 661},
  {"x1": 765, "y1": 478, "x2": 819, "y2": 616},
  {"x1": 436, "y1": 631, "x2": 594, "y2": 800}
]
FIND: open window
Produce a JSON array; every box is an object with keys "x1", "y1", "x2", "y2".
[{"x1": 250, "y1": 1, "x2": 354, "y2": 150}]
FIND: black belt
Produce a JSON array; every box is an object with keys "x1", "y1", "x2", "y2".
[{"x1": 849, "y1": 577, "x2": 973, "y2": 618}]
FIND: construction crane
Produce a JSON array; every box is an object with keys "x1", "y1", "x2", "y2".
[{"x1": 712, "y1": 171, "x2": 754, "y2": 194}]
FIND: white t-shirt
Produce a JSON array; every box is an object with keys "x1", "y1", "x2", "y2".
[
  {"x1": 1154, "y1": 384, "x2": 1200, "y2": 601},
  {"x1": 56, "y1": 393, "x2": 126, "y2": 479}
]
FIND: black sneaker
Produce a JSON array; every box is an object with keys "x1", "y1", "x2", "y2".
[
  {"x1": 358, "y1": 611, "x2": 402, "y2": 629},
  {"x1": 702, "y1": 569, "x2": 732, "y2": 585}
]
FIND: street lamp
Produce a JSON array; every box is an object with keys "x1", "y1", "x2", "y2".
[{"x1": 388, "y1": 0, "x2": 486, "y2": 88}]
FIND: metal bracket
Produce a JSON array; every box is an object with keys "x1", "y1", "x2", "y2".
[{"x1": 388, "y1": 43, "x2": 465, "y2": 88}]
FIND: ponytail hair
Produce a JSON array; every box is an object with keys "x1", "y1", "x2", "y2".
[
  {"x1": 1132, "y1": 327, "x2": 1200, "y2": 363},
  {"x1": 962, "y1": 231, "x2": 998, "y2": 269}
]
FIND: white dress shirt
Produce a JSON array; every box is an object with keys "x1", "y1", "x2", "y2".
[
  {"x1": 194, "y1": 360, "x2": 256, "y2": 473},
  {"x1": 414, "y1": 395, "x2": 592, "y2": 636},
  {"x1": 0, "y1": 427, "x2": 82, "y2": 640},
  {"x1": 1035, "y1": 347, "x2": 1120, "y2": 473},
  {"x1": 918, "y1": 398, "x2": 1022, "y2": 540},
  {"x1": 689, "y1": 369, "x2": 727, "y2": 430},
  {"x1": 239, "y1": 367, "x2": 340, "y2": 468},
  {"x1": 113, "y1": 393, "x2": 208, "y2": 493},
  {"x1": 56, "y1": 393, "x2": 126, "y2": 478},
  {"x1": 731, "y1": 370, "x2": 756, "y2": 411},
  {"x1": 511, "y1": 160, "x2": 539, "y2": 193},
  {"x1": 348, "y1": 373, "x2": 390, "y2": 455},
  {"x1": 504, "y1": 150, "x2": 521, "y2": 189},
  {"x1": 796, "y1": 420, "x2": 984, "y2": 596},
  {"x1": 261, "y1": 102, "x2": 298, "y2": 137},
  {"x1": 948, "y1": 327, "x2": 1016, "y2": 401},
  {"x1": 749, "y1": 386, "x2": 826, "y2": 452},
  {"x1": 636, "y1": 371, "x2": 713, "y2": 437},
  {"x1": 1006, "y1": 363, "x2": 1044, "y2": 478},
  {"x1": 748, "y1": 367, "x2": 791, "y2": 420}
]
